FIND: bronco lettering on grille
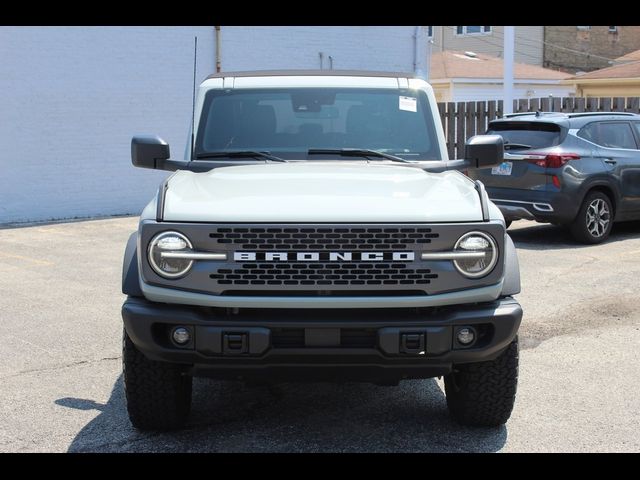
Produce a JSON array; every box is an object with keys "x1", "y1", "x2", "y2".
[{"x1": 233, "y1": 251, "x2": 415, "y2": 262}]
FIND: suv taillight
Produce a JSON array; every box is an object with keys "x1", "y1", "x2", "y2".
[{"x1": 525, "y1": 153, "x2": 580, "y2": 169}]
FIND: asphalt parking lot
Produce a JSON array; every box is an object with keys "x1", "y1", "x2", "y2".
[{"x1": 1, "y1": 217, "x2": 639, "y2": 452}]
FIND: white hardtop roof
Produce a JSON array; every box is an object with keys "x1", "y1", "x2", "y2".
[{"x1": 199, "y1": 70, "x2": 431, "y2": 90}]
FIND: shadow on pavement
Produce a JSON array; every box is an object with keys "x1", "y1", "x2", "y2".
[
  {"x1": 60, "y1": 374, "x2": 507, "y2": 453},
  {"x1": 509, "y1": 220, "x2": 640, "y2": 251}
]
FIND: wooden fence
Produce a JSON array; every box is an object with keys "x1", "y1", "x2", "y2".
[{"x1": 437, "y1": 96, "x2": 640, "y2": 159}]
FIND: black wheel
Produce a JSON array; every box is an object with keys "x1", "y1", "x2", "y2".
[
  {"x1": 504, "y1": 220, "x2": 512, "y2": 229},
  {"x1": 123, "y1": 329, "x2": 192, "y2": 430},
  {"x1": 444, "y1": 337, "x2": 519, "y2": 427},
  {"x1": 569, "y1": 191, "x2": 613, "y2": 244}
]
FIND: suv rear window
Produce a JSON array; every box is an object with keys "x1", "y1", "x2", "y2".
[{"x1": 487, "y1": 121, "x2": 563, "y2": 149}]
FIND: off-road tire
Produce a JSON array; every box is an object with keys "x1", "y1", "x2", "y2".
[
  {"x1": 123, "y1": 329, "x2": 192, "y2": 430},
  {"x1": 444, "y1": 337, "x2": 519, "y2": 427},
  {"x1": 569, "y1": 191, "x2": 613, "y2": 244}
]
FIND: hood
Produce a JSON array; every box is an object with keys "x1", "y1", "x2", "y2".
[{"x1": 162, "y1": 162, "x2": 483, "y2": 223}]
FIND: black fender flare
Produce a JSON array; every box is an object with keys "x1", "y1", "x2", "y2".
[
  {"x1": 501, "y1": 234, "x2": 521, "y2": 296},
  {"x1": 122, "y1": 232, "x2": 143, "y2": 297}
]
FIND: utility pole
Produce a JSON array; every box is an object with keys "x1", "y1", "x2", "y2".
[
  {"x1": 413, "y1": 26, "x2": 428, "y2": 80},
  {"x1": 503, "y1": 26, "x2": 515, "y2": 115},
  {"x1": 425, "y1": 38, "x2": 433, "y2": 82}
]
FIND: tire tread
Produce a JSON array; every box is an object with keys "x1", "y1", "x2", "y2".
[
  {"x1": 444, "y1": 337, "x2": 519, "y2": 427},
  {"x1": 123, "y1": 330, "x2": 192, "y2": 430}
]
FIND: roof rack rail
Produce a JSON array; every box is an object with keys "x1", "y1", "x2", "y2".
[
  {"x1": 565, "y1": 112, "x2": 636, "y2": 118},
  {"x1": 501, "y1": 111, "x2": 638, "y2": 120},
  {"x1": 502, "y1": 111, "x2": 565, "y2": 118}
]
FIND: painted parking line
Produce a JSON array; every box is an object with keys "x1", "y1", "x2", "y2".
[
  {"x1": 0, "y1": 252, "x2": 54, "y2": 266},
  {"x1": 619, "y1": 249, "x2": 640, "y2": 258}
]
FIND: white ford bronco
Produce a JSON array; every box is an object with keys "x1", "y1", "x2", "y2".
[{"x1": 122, "y1": 70, "x2": 522, "y2": 430}]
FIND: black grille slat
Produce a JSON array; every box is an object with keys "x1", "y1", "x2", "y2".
[
  {"x1": 210, "y1": 261, "x2": 436, "y2": 286},
  {"x1": 210, "y1": 227, "x2": 438, "y2": 251},
  {"x1": 208, "y1": 226, "x2": 440, "y2": 287}
]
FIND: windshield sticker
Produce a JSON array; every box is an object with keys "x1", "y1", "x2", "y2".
[{"x1": 399, "y1": 96, "x2": 417, "y2": 112}]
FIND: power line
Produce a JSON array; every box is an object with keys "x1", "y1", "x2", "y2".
[
  {"x1": 439, "y1": 26, "x2": 541, "y2": 61},
  {"x1": 481, "y1": 28, "x2": 622, "y2": 63},
  {"x1": 438, "y1": 26, "x2": 543, "y2": 62},
  {"x1": 514, "y1": 34, "x2": 621, "y2": 62},
  {"x1": 435, "y1": 26, "x2": 623, "y2": 64}
]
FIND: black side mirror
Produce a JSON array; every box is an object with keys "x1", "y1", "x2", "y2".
[
  {"x1": 465, "y1": 134, "x2": 504, "y2": 169},
  {"x1": 131, "y1": 135, "x2": 171, "y2": 169}
]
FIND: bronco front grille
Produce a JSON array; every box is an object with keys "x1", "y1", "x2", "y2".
[
  {"x1": 209, "y1": 226, "x2": 439, "y2": 250},
  {"x1": 210, "y1": 262, "x2": 438, "y2": 286},
  {"x1": 141, "y1": 222, "x2": 506, "y2": 296},
  {"x1": 207, "y1": 226, "x2": 439, "y2": 288}
]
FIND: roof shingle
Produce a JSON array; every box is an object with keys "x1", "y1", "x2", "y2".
[
  {"x1": 570, "y1": 49, "x2": 640, "y2": 80},
  {"x1": 430, "y1": 51, "x2": 572, "y2": 81}
]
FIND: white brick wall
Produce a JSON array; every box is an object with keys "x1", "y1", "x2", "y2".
[
  {"x1": 0, "y1": 26, "x2": 214, "y2": 224},
  {"x1": 216, "y1": 26, "x2": 424, "y2": 73},
  {"x1": 0, "y1": 26, "x2": 423, "y2": 223}
]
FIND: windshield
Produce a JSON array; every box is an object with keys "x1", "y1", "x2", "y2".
[{"x1": 194, "y1": 87, "x2": 442, "y2": 161}]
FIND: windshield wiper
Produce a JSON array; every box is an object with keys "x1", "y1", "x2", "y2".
[
  {"x1": 195, "y1": 151, "x2": 288, "y2": 162},
  {"x1": 307, "y1": 148, "x2": 412, "y2": 163},
  {"x1": 503, "y1": 142, "x2": 532, "y2": 151}
]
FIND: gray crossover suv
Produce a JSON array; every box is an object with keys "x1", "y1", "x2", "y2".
[{"x1": 468, "y1": 112, "x2": 640, "y2": 243}]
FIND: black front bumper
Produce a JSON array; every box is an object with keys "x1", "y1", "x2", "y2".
[{"x1": 122, "y1": 296, "x2": 522, "y2": 382}]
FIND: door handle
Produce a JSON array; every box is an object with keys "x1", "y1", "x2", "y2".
[{"x1": 604, "y1": 159, "x2": 617, "y2": 165}]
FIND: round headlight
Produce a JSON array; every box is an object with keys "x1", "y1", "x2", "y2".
[
  {"x1": 453, "y1": 231, "x2": 498, "y2": 278},
  {"x1": 148, "y1": 231, "x2": 193, "y2": 278}
]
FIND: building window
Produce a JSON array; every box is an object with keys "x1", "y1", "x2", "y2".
[
  {"x1": 455, "y1": 26, "x2": 491, "y2": 36},
  {"x1": 427, "y1": 26, "x2": 433, "y2": 38},
  {"x1": 609, "y1": 26, "x2": 618, "y2": 33},
  {"x1": 577, "y1": 26, "x2": 591, "y2": 30}
]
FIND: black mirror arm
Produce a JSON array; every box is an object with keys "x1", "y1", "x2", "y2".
[
  {"x1": 155, "y1": 158, "x2": 190, "y2": 171},
  {"x1": 443, "y1": 159, "x2": 470, "y2": 171}
]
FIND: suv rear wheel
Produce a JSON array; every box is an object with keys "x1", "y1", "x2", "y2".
[
  {"x1": 570, "y1": 191, "x2": 613, "y2": 244},
  {"x1": 444, "y1": 337, "x2": 519, "y2": 427},
  {"x1": 123, "y1": 329, "x2": 192, "y2": 430}
]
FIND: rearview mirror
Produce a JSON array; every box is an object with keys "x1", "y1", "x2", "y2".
[
  {"x1": 465, "y1": 135, "x2": 504, "y2": 169},
  {"x1": 131, "y1": 135, "x2": 170, "y2": 169}
]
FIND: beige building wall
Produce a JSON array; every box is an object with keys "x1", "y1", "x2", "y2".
[
  {"x1": 569, "y1": 80, "x2": 640, "y2": 98},
  {"x1": 430, "y1": 26, "x2": 544, "y2": 66},
  {"x1": 430, "y1": 82, "x2": 451, "y2": 103}
]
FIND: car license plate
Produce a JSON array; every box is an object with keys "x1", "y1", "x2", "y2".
[{"x1": 491, "y1": 161, "x2": 512, "y2": 176}]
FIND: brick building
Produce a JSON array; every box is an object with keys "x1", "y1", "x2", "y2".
[
  {"x1": 562, "y1": 49, "x2": 640, "y2": 98},
  {"x1": 544, "y1": 26, "x2": 640, "y2": 73}
]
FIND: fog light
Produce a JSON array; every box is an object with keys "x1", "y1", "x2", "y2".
[
  {"x1": 172, "y1": 327, "x2": 191, "y2": 345},
  {"x1": 457, "y1": 327, "x2": 476, "y2": 346}
]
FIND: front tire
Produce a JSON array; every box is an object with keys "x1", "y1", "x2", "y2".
[
  {"x1": 123, "y1": 329, "x2": 192, "y2": 430},
  {"x1": 444, "y1": 337, "x2": 519, "y2": 427},
  {"x1": 569, "y1": 191, "x2": 613, "y2": 244}
]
